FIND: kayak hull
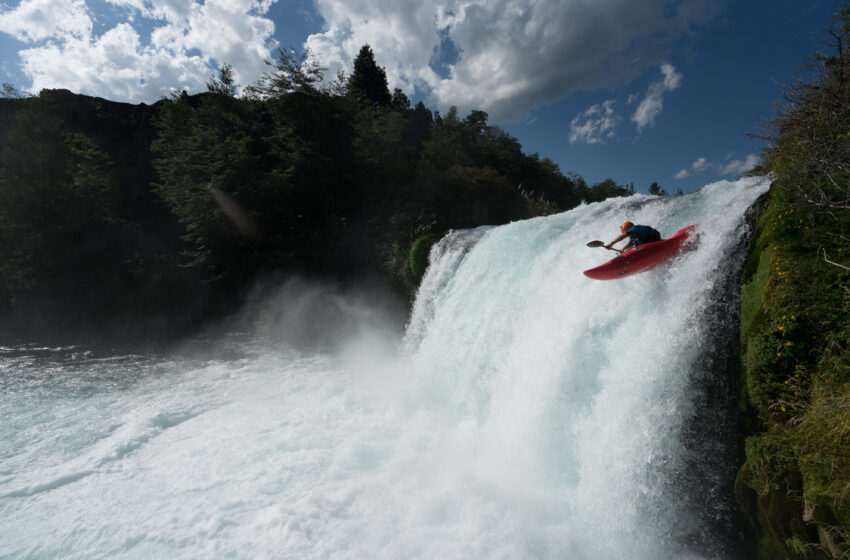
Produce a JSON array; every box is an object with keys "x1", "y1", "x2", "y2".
[{"x1": 583, "y1": 225, "x2": 697, "y2": 280}]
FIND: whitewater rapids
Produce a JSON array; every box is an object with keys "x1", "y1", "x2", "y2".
[{"x1": 0, "y1": 177, "x2": 770, "y2": 559}]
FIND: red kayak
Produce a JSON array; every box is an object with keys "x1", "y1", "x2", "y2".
[{"x1": 583, "y1": 225, "x2": 698, "y2": 280}]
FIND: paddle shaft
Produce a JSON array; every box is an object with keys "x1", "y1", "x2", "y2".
[{"x1": 586, "y1": 240, "x2": 623, "y2": 254}]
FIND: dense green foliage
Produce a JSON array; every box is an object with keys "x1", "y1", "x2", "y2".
[
  {"x1": 0, "y1": 92, "x2": 119, "y2": 309},
  {"x1": 0, "y1": 47, "x2": 637, "y2": 338},
  {"x1": 737, "y1": 6, "x2": 850, "y2": 558}
]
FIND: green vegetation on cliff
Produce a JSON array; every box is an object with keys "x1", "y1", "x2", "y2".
[{"x1": 737, "y1": 6, "x2": 850, "y2": 558}]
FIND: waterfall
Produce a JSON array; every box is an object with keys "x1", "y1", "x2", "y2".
[
  {"x1": 0, "y1": 177, "x2": 770, "y2": 560},
  {"x1": 400, "y1": 176, "x2": 769, "y2": 558}
]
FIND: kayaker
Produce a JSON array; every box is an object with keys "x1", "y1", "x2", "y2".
[{"x1": 605, "y1": 221, "x2": 661, "y2": 252}]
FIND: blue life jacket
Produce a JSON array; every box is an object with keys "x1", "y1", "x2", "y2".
[{"x1": 626, "y1": 225, "x2": 661, "y2": 246}]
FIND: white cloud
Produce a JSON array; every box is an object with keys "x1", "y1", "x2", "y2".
[
  {"x1": 673, "y1": 154, "x2": 759, "y2": 180},
  {"x1": 0, "y1": 0, "x2": 278, "y2": 102},
  {"x1": 19, "y1": 24, "x2": 211, "y2": 101},
  {"x1": 675, "y1": 156, "x2": 709, "y2": 179},
  {"x1": 0, "y1": 0, "x2": 91, "y2": 42},
  {"x1": 719, "y1": 154, "x2": 759, "y2": 175},
  {"x1": 0, "y1": 0, "x2": 719, "y2": 116},
  {"x1": 306, "y1": 0, "x2": 719, "y2": 122},
  {"x1": 569, "y1": 100, "x2": 619, "y2": 144},
  {"x1": 631, "y1": 63, "x2": 682, "y2": 132},
  {"x1": 674, "y1": 156, "x2": 710, "y2": 179},
  {"x1": 691, "y1": 156, "x2": 708, "y2": 172}
]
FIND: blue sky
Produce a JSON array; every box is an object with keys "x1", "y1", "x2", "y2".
[{"x1": 0, "y1": 0, "x2": 840, "y2": 193}]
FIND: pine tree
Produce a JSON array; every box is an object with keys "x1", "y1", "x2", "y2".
[
  {"x1": 648, "y1": 181, "x2": 668, "y2": 196},
  {"x1": 347, "y1": 45, "x2": 392, "y2": 108},
  {"x1": 390, "y1": 88, "x2": 410, "y2": 112},
  {"x1": 206, "y1": 64, "x2": 238, "y2": 96}
]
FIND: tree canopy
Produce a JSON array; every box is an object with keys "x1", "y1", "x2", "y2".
[{"x1": 0, "y1": 44, "x2": 636, "y2": 336}]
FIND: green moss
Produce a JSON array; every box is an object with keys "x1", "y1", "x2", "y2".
[
  {"x1": 408, "y1": 232, "x2": 440, "y2": 280},
  {"x1": 740, "y1": 244, "x2": 772, "y2": 356},
  {"x1": 395, "y1": 232, "x2": 444, "y2": 296}
]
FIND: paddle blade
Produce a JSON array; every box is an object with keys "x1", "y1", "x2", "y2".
[{"x1": 586, "y1": 240, "x2": 605, "y2": 248}]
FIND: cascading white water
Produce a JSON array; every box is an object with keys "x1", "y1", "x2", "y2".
[{"x1": 0, "y1": 177, "x2": 769, "y2": 560}]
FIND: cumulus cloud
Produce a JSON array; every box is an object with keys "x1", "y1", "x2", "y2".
[
  {"x1": 631, "y1": 63, "x2": 682, "y2": 132},
  {"x1": 0, "y1": 0, "x2": 719, "y2": 117},
  {"x1": 306, "y1": 0, "x2": 719, "y2": 122},
  {"x1": 719, "y1": 154, "x2": 760, "y2": 175},
  {"x1": 674, "y1": 156, "x2": 708, "y2": 178},
  {"x1": 0, "y1": 0, "x2": 278, "y2": 102},
  {"x1": 691, "y1": 156, "x2": 709, "y2": 172},
  {"x1": 674, "y1": 154, "x2": 759, "y2": 180},
  {"x1": 569, "y1": 100, "x2": 619, "y2": 144},
  {"x1": 0, "y1": 0, "x2": 91, "y2": 42}
]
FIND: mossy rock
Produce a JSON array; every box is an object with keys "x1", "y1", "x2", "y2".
[
  {"x1": 396, "y1": 232, "x2": 444, "y2": 296},
  {"x1": 407, "y1": 232, "x2": 441, "y2": 281},
  {"x1": 755, "y1": 471, "x2": 823, "y2": 559}
]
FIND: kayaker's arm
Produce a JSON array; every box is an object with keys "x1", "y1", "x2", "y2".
[{"x1": 605, "y1": 232, "x2": 629, "y2": 251}]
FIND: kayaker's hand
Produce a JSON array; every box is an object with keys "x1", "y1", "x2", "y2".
[{"x1": 604, "y1": 243, "x2": 612, "y2": 250}]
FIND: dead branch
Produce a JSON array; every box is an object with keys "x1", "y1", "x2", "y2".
[{"x1": 820, "y1": 247, "x2": 850, "y2": 271}]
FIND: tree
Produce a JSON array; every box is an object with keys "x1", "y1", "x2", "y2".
[
  {"x1": 648, "y1": 181, "x2": 668, "y2": 196},
  {"x1": 585, "y1": 178, "x2": 632, "y2": 202},
  {"x1": 0, "y1": 92, "x2": 120, "y2": 303},
  {"x1": 206, "y1": 64, "x2": 238, "y2": 96},
  {"x1": 152, "y1": 89, "x2": 269, "y2": 279},
  {"x1": 418, "y1": 106, "x2": 471, "y2": 170},
  {"x1": 352, "y1": 105, "x2": 411, "y2": 185},
  {"x1": 246, "y1": 47, "x2": 325, "y2": 99},
  {"x1": 762, "y1": 6, "x2": 850, "y2": 213},
  {"x1": 405, "y1": 101, "x2": 433, "y2": 148},
  {"x1": 390, "y1": 88, "x2": 410, "y2": 112},
  {"x1": 1, "y1": 83, "x2": 26, "y2": 98},
  {"x1": 347, "y1": 45, "x2": 392, "y2": 108}
]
